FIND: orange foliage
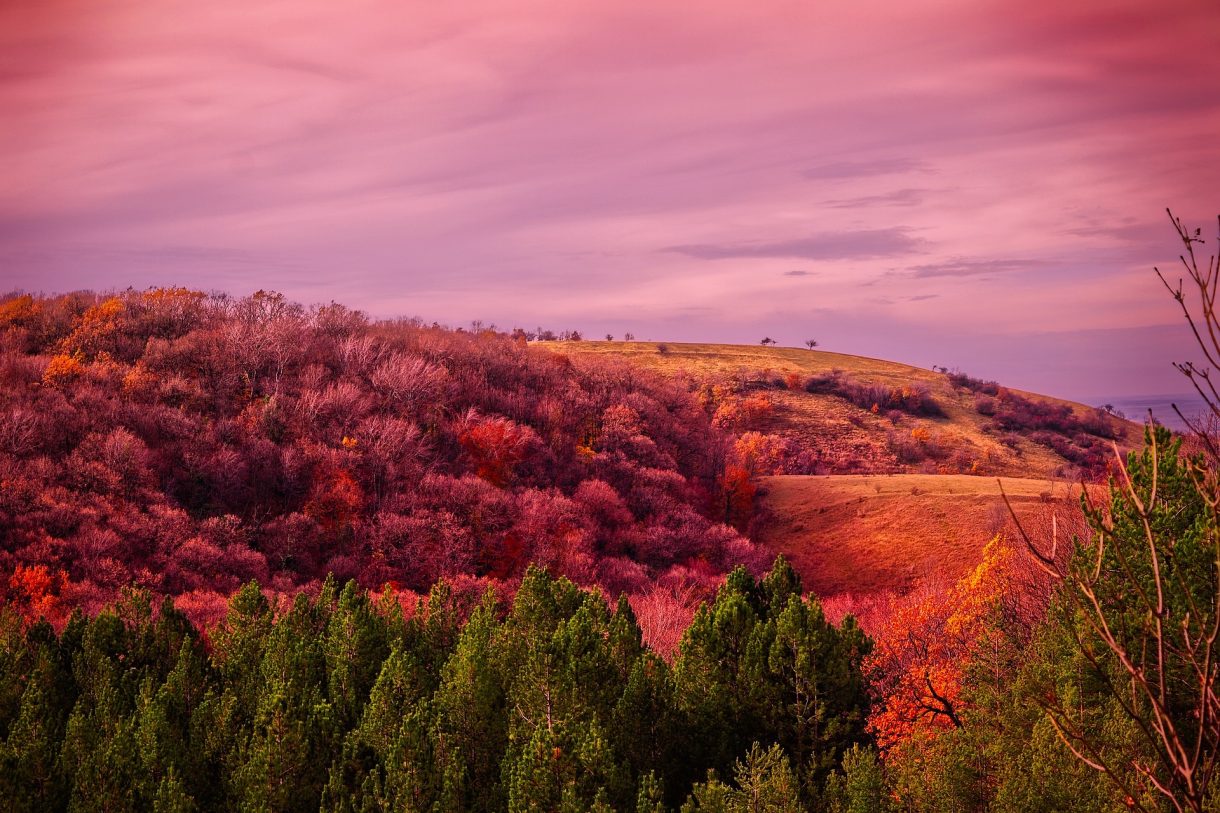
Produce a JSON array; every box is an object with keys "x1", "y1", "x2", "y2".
[
  {"x1": 784, "y1": 372, "x2": 803, "y2": 390},
  {"x1": 717, "y1": 431, "x2": 786, "y2": 527},
  {"x1": 711, "y1": 400, "x2": 743, "y2": 429},
  {"x1": 42, "y1": 352, "x2": 85, "y2": 385},
  {"x1": 140, "y1": 286, "x2": 205, "y2": 307},
  {"x1": 740, "y1": 392, "x2": 774, "y2": 425},
  {"x1": 0, "y1": 294, "x2": 39, "y2": 327},
  {"x1": 61, "y1": 296, "x2": 124, "y2": 357},
  {"x1": 8, "y1": 564, "x2": 67, "y2": 625},
  {"x1": 695, "y1": 382, "x2": 728, "y2": 415},
  {"x1": 733, "y1": 431, "x2": 786, "y2": 477},
  {"x1": 711, "y1": 392, "x2": 773, "y2": 431},
  {"x1": 122, "y1": 362, "x2": 158, "y2": 397},
  {"x1": 866, "y1": 536, "x2": 1016, "y2": 752}
]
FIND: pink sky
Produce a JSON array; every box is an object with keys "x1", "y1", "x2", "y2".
[{"x1": 2, "y1": 0, "x2": 1219, "y2": 399}]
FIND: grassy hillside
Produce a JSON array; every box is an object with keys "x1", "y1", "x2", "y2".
[
  {"x1": 753, "y1": 473, "x2": 1091, "y2": 602},
  {"x1": 544, "y1": 340, "x2": 1137, "y2": 480}
]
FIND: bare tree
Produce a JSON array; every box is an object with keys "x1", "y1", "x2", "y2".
[{"x1": 805, "y1": 339, "x2": 818, "y2": 350}]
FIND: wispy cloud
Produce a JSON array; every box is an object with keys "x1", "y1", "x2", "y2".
[
  {"x1": 801, "y1": 158, "x2": 928, "y2": 180},
  {"x1": 824, "y1": 188, "x2": 927, "y2": 208},
  {"x1": 903, "y1": 258, "x2": 1054, "y2": 279},
  {"x1": 0, "y1": 0, "x2": 1216, "y2": 397},
  {"x1": 666, "y1": 229, "x2": 924, "y2": 260}
]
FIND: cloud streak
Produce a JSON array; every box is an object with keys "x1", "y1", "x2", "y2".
[
  {"x1": 665, "y1": 229, "x2": 924, "y2": 260},
  {"x1": 903, "y1": 258, "x2": 1055, "y2": 279}
]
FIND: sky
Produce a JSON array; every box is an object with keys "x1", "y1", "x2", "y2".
[{"x1": 2, "y1": 0, "x2": 1219, "y2": 401}]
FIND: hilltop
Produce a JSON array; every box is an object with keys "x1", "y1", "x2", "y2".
[{"x1": 542, "y1": 340, "x2": 1137, "y2": 480}]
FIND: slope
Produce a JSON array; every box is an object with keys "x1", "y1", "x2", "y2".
[{"x1": 545, "y1": 340, "x2": 1138, "y2": 480}]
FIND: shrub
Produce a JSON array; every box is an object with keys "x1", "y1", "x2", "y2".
[
  {"x1": 946, "y1": 369, "x2": 1000, "y2": 395},
  {"x1": 804, "y1": 371, "x2": 944, "y2": 417}
]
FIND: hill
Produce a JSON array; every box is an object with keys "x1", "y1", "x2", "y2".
[
  {"x1": 541, "y1": 340, "x2": 1137, "y2": 480},
  {"x1": 542, "y1": 340, "x2": 1128, "y2": 604},
  {"x1": 0, "y1": 291, "x2": 769, "y2": 624}
]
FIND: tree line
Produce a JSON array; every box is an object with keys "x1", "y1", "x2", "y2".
[{"x1": 0, "y1": 559, "x2": 877, "y2": 812}]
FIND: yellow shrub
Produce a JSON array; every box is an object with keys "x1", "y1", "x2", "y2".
[{"x1": 43, "y1": 352, "x2": 84, "y2": 385}]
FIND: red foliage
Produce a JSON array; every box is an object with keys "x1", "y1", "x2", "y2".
[
  {"x1": 867, "y1": 538, "x2": 1019, "y2": 752},
  {"x1": 304, "y1": 467, "x2": 364, "y2": 534},
  {"x1": 457, "y1": 410, "x2": 538, "y2": 486},
  {"x1": 0, "y1": 289, "x2": 768, "y2": 615},
  {"x1": 719, "y1": 464, "x2": 757, "y2": 528},
  {"x1": 629, "y1": 582, "x2": 701, "y2": 660},
  {"x1": 8, "y1": 563, "x2": 67, "y2": 626}
]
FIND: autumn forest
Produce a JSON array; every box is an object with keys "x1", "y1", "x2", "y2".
[{"x1": 0, "y1": 275, "x2": 1216, "y2": 812}]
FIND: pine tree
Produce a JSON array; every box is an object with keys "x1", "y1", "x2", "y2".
[
  {"x1": 325, "y1": 580, "x2": 389, "y2": 730},
  {"x1": 432, "y1": 591, "x2": 508, "y2": 812}
]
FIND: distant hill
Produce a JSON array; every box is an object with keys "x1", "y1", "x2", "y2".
[
  {"x1": 0, "y1": 291, "x2": 771, "y2": 625},
  {"x1": 542, "y1": 340, "x2": 1139, "y2": 480}
]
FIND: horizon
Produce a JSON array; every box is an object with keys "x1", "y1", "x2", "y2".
[{"x1": 3, "y1": 0, "x2": 1219, "y2": 399}]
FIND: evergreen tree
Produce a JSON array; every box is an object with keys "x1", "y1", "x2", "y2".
[
  {"x1": 681, "y1": 743, "x2": 803, "y2": 813},
  {"x1": 432, "y1": 591, "x2": 508, "y2": 812}
]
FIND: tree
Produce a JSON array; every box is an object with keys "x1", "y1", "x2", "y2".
[
  {"x1": 1009, "y1": 427, "x2": 1218, "y2": 813},
  {"x1": 456, "y1": 410, "x2": 538, "y2": 487},
  {"x1": 1000, "y1": 210, "x2": 1220, "y2": 813},
  {"x1": 867, "y1": 538, "x2": 1018, "y2": 751},
  {"x1": 681, "y1": 743, "x2": 803, "y2": 813},
  {"x1": 759, "y1": 338, "x2": 777, "y2": 346},
  {"x1": 805, "y1": 340, "x2": 818, "y2": 350}
]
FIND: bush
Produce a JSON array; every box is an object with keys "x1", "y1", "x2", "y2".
[
  {"x1": 946, "y1": 369, "x2": 999, "y2": 395},
  {"x1": 804, "y1": 371, "x2": 944, "y2": 417}
]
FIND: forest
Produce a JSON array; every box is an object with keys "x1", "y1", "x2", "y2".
[
  {"x1": 0, "y1": 288, "x2": 1217, "y2": 811},
  {"x1": 0, "y1": 289, "x2": 777, "y2": 633}
]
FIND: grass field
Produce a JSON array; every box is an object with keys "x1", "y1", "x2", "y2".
[{"x1": 755, "y1": 473, "x2": 1093, "y2": 600}]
